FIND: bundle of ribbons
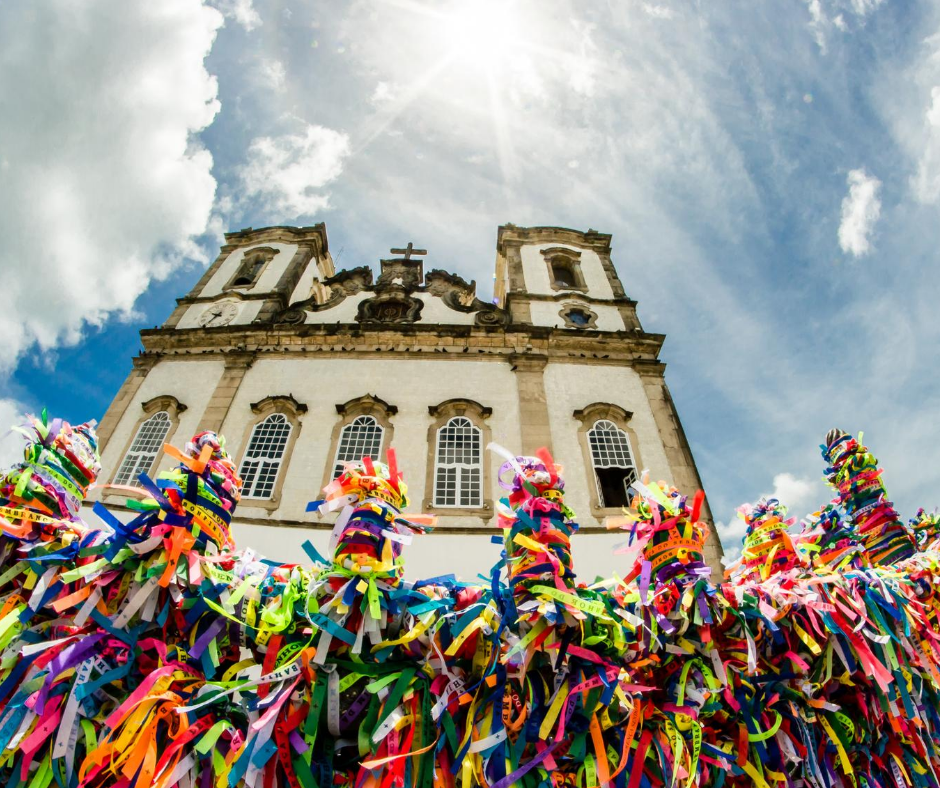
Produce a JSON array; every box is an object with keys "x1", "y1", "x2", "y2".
[
  {"x1": 823, "y1": 428, "x2": 916, "y2": 565},
  {"x1": 724, "y1": 498, "x2": 804, "y2": 584},
  {"x1": 2, "y1": 414, "x2": 940, "y2": 788}
]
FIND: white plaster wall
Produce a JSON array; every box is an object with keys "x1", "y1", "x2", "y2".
[
  {"x1": 289, "y1": 258, "x2": 320, "y2": 305},
  {"x1": 176, "y1": 299, "x2": 262, "y2": 329},
  {"x1": 96, "y1": 359, "x2": 226, "y2": 492},
  {"x1": 414, "y1": 294, "x2": 476, "y2": 324},
  {"x1": 520, "y1": 244, "x2": 615, "y2": 299},
  {"x1": 303, "y1": 292, "x2": 367, "y2": 323},
  {"x1": 218, "y1": 357, "x2": 523, "y2": 524},
  {"x1": 72, "y1": 508, "x2": 632, "y2": 584},
  {"x1": 528, "y1": 301, "x2": 625, "y2": 331},
  {"x1": 201, "y1": 243, "x2": 299, "y2": 298},
  {"x1": 231, "y1": 522, "x2": 633, "y2": 583},
  {"x1": 542, "y1": 362, "x2": 673, "y2": 528}
]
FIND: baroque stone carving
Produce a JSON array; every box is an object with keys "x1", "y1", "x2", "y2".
[
  {"x1": 273, "y1": 251, "x2": 509, "y2": 327},
  {"x1": 274, "y1": 268, "x2": 371, "y2": 323},
  {"x1": 277, "y1": 308, "x2": 307, "y2": 325},
  {"x1": 425, "y1": 269, "x2": 475, "y2": 304},
  {"x1": 329, "y1": 266, "x2": 373, "y2": 295},
  {"x1": 474, "y1": 305, "x2": 510, "y2": 327},
  {"x1": 376, "y1": 261, "x2": 422, "y2": 289},
  {"x1": 357, "y1": 293, "x2": 424, "y2": 324}
]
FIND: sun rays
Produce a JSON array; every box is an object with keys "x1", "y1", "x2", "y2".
[{"x1": 355, "y1": 0, "x2": 535, "y2": 189}]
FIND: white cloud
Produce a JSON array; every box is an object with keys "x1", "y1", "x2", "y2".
[
  {"x1": 0, "y1": 0, "x2": 221, "y2": 372},
  {"x1": 850, "y1": 0, "x2": 884, "y2": 14},
  {"x1": 717, "y1": 473, "x2": 823, "y2": 559},
  {"x1": 568, "y1": 20, "x2": 599, "y2": 97},
  {"x1": 208, "y1": 0, "x2": 260, "y2": 31},
  {"x1": 371, "y1": 82, "x2": 397, "y2": 104},
  {"x1": 0, "y1": 399, "x2": 27, "y2": 470},
  {"x1": 913, "y1": 86, "x2": 940, "y2": 204},
  {"x1": 765, "y1": 473, "x2": 822, "y2": 518},
  {"x1": 642, "y1": 4, "x2": 674, "y2": 20},
  {"x1": 838, "y1": 168, "x2": 882, "y2": 256},
  {"x1": 716, "y1": 517, "x2": 748, "y2": 561},
  {"x1": 806, "y1": 0, "x2": 829, "y2": 52},
  {"x1": 238, "y1": 123, "x2": 350, "y2": 218},
  {"x1": 259, "y1": 59, "x2": 286, "y2": 91},
  {"x1": 805, "y1": 0, "x2": 884, "y2": 51}
]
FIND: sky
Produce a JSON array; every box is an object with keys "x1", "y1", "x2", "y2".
[{"x1": 1, "y1": 0, "x2": 939, "y2": 559}]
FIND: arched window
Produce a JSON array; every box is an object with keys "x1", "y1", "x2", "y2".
[
  {"x1": 239, "y1": 413, "x2": 292, "y2": 499},
  {"x1": 324, "y1": 396, "x2": 396, "y2": 491},
  {"x1": 231, "y1": 256, "x2": 266, "y2": 287},
  {"x1": 588, "y1": 419, "x2": 638, "y2": 508},
  {"x1": 434, "y1": 416, "x2": 483, "y2": 508},
  {"x1": 332, "y1": 415, "x2": 384, "y2": 478},
  {"x1": 225, "y1": 246, "x2": 279, "y2": 291},
  {"x1": 114, "y1": 411, "x2": 171, "y2": 486},
  {"x1": 541, "y1": 247, "x2": 586, "y2": 292}
]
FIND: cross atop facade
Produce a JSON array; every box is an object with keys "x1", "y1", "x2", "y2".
[{"x1": 389, "y1": 242, "x2": 427, "y2": 261}]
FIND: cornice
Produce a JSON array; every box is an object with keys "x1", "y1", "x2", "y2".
[
  {"x1": 497, "y1": 224, "x2": 612, "y2": 255},
  {"x1": 140, "y1": 323, "x2": 663, "y2": 346},
  {"x1": 134, "y1": 323, "x2": 666, "y2": 371},
  {"x1": 509, "y1": 292, "x2": 639, "y2": 308},
  {"x1": 336, "y1": 394, "x2": 398, "y2": 417},
  {"x1": 250, "y1": 394, "x2": 308, "y2": 416},
  {"x1": 175, "y1": 291, "x2": 270, "y2": 306},
  {"x1": 223, "y1": 224, "x2": 329, "y2": 253}
]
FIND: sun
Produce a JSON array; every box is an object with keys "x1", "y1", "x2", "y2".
[
  {"x1": 441, "y1": 0, "x2": 519, "y2": 65},
  {"x1": 364, "y1": 0, "x2": 539, "y2": 185}
]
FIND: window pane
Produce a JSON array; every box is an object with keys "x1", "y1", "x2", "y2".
[
  {"x1": 434, "y1": 416, "x2": 482, "y2": 508},
  {"x1": 239, "y1": 414, "x2": 292, "y2": 499},
  {"x1": 114, "y1": 411, "x2": 171, "y2": 486},
  {"x1": 460, "y1": 466, "x2": 482, "y2": 507},
  {"x1": 588, "y1": 420, "x2": 638, "y2": 507},
  {"x1": 435, "y1": 466, "x2": 457, "y2": 507},
  {"x1": 332, "y1": 416, "x2": 384, "y2": 478}
]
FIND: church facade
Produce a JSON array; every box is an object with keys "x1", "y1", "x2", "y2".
[{"x1": 91, "y1": 224, "x2": 724, "y2": 578}]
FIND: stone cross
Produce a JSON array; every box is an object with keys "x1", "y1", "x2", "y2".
[{"x1": 389, "y1": 242, "x2": 427, "y2": 261}]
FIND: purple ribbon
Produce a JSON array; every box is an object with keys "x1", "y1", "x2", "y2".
[{"x1": 489, "y1": 742, "x2": 561, "y2": 788}]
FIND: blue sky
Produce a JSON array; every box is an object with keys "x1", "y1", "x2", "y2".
[{"x1": 1, "y1": 0, "x2": 939, "y2": 557}]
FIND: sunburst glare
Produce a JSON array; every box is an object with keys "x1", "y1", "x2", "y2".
[{"x1": 442, "y1": 0, "x2": 519, "y2": 65}]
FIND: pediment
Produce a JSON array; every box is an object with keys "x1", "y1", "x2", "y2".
[{"x1": 276, "y1": 261, "x2": 509, "y2": 327}]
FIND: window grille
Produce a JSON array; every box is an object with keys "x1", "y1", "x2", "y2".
[
  {"x1": 588, "y1": 419, "x2": 638, "y2": 507},
  {"x1": 434, "y1": 416, "x2": 482, "y2": 507},
  {"x1": 239, "y1": 413, "x2": 292, "y2": 499},
  {"x1": 332, "y1": 416, "x2": 384, "y2": 478},
  {"x1": 114, "y1": 411, "x2": 171, "y2": 486}
]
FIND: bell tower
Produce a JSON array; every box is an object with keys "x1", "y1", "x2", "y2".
[
  {"x1": 163, "y1": 225, "x2": 333, "y2": 330},
  {"x1": 494, "y1": 225, "x2": 643, "y2": 332}
]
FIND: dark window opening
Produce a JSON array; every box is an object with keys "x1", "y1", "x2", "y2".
[
  {"x1": 568, "y1": 309, "x2": 590, "y2": 326},
  {"x1": 551, "y1": 260, "x2": 577, "y2": 288},
  {"x1": 232, "y1": 256, "x2": 266, "y2": 287},
  {"x1": 595, "y1": 467, "x2": 636, "y2": 508}
]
